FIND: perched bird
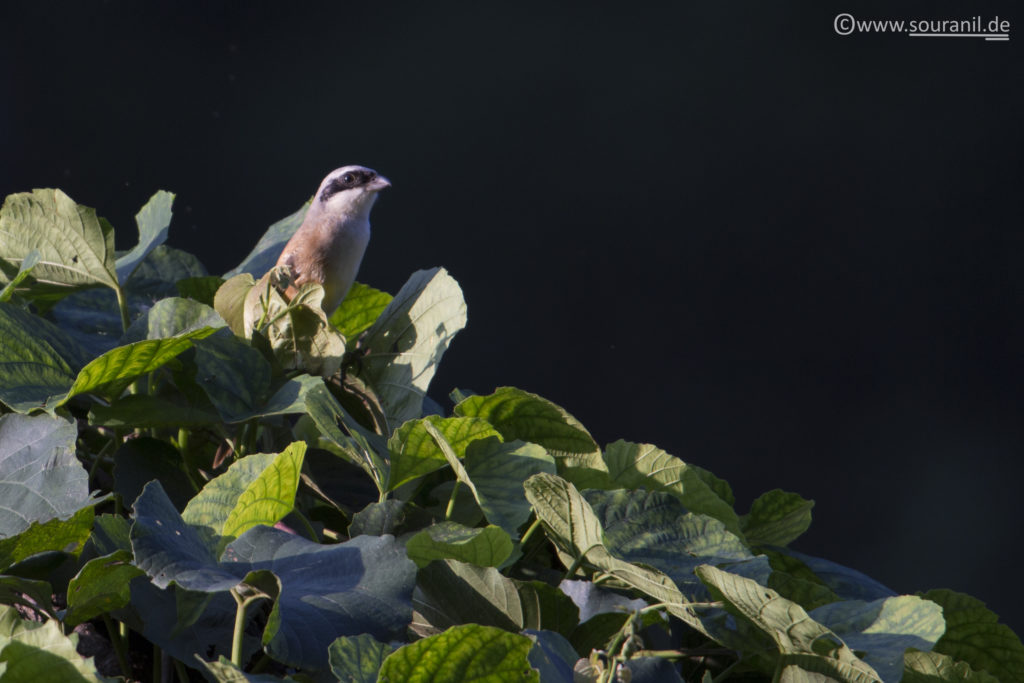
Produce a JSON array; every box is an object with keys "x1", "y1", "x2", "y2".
[{"x1": 275, "y1": 165, "x2": 390, "y2": 314}]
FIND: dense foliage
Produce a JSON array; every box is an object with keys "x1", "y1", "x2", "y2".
[{"x1": 0, "y1": 188, "x2": 1020, "y2": 682}]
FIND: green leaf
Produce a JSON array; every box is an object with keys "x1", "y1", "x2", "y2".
[
  {"x1": 251, "y1": 280, "x2": 347, "y2": 377},
  {"x1": 223, "y1": 201, "x2": 308, "y2": 279},
  {"x1": 741, "y1": 489, "x2": 814, "y2": 547},
  {"x1": 522, "y1": 474, "x2": 697, "y2": 629},
  {"x1": 0, "y1": 413, "x2": 91, "y2": 538},
  {"x1": 454, "y1": 387, "x2": 598, "y2": 456},
  {"x1": 406, "y1": 523, "x2": 513, "y2": 568},
  {"x1": 122, "y1": 296, "x2": 225, "y2": 342},
  {"x1": 115, "y1": 190, "x2": 174, "y2": 283},
  {"x1": 765, "y1": 549, "x2": 842, "y2": 611},
  {"x1": 304, "y1": 380, "x2": 390, "y2": 493},
  {"x1": 583, "y1": 488, "x2": 755, "y2": 593},
  {"x1": 597, "y1": 440, "x2": 742, "y2": 537},
  {"x1": 696, "y1": 564, "x2": 882, "y2": 682},
  {"x1": 65, "y1": 331, "x2": 215, "y2": 403},
  {"x1": 358, "y1": 267, "x2": 467, "y2": 432},
  {"x1": 0, "y1": 188, "x2": 117, "y2": 295},
  {"x1": 0, "y1": 575, "x2": 55, "y2": 618},
  {"x1": 176, "y1": 275, "x2": 225, "y2": 306},
  {"x1": 195, "y1": 656, "x2": 285, "y2": 682},
  {"x1": 0, "y1": 605, "x2": 110, "y2": 681},
  {"x1": 90, "y1": 394, "x2": 220, "y2": 429},
  {"x1": 377, "y1": 623, "x2": 538, "y2": 683},
  {"x1": 387, "y1": 416, "x2": 502, "y2": 491},
  {"x1": 810, "y1": 596, "x2": 945, "y2": 683},
  {"x1": 63, "y1": 549, "x2": 145, "y2": 628},
  {"x1": 223, "y1": 526, "x2": 416, "y2": 670},
  {"x1": 0, "y1": 249, "x2": 39, "y2": 302},
  {"x1": 328, "y1": 634, "x2": 395, "y2": 683},
  {"x1": 0, "y1": 506, "x2": 94, "y2": 572},
  {"x1": 182, "y1": 443, "x2": 306, "y2": 552},
  {"x1": 330, "y1": 281, "x2": 394, "y2": 342},
  {"x1": 463, "y1": 438, "x2": 556, "y2": 539},
  {"x1": 113, "y1": 436, "x2": 196, "y2": 509},
  {"x1": 213, "y1": 272, "x2": 256, "y2": 337},
  {"x1": 415, "y1": 560, "x2": 533, "y2": 633},
  {"x1": 923, "y1": 588, "x2": 1024, "y2": 683},
  {"x1": 0, "y1": 303, "x2": 78, "y2": 412},
  {"x1": 192, "y1": 330, "x2": 273, "y2": 423},
  {"x1": 902, "y1": 649, "x2": 1001, "y2": 683}
]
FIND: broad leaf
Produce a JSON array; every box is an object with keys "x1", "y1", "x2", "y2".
[
  {"x1": 115, "y1": 190, "x2": 174, "y2": 283},
  {"x1": 810, "y1": 596, "x2": 945, "y2": 683},
  {"x1": 741, "y1": 489, "x2": 814, "y2": 547},
  {"x1": 0, "y1": 413, "x2": 90, "y2": 538},
  {"x1": 330, "y1": 281, "x2": 393, "y2": 342},
  {"x1": 454, "y1": 386, "x2": 598, "y2": 456},
  {"x1": 696, "y1": 565, "x2": 882, "y2": 682},
  {"x1": 387, "y1": 416, "x2": 502, "y2": 491},
  {"x1": 902, "y1": 649, "x2": 1001, "y2": 683},
  {"x1": 223, "y1": 526, "x2": 415, "y2": 670},
  {"x1": 0, "y1": 303, "x2": 78, "y2": 412},
  {"x1": 583, "y1": 488, "x2": 755, "y2": 592},
  {"x1": 122, "y1": 296, "x2": 225, "y2": 343},
  {"x1": 223, "y1": 202, "x2": 308, "y2": 279},
  {"x1": 406, "y1": 522, "x2": 513, "y2": 568},
  {"x1": 0, "y1": 506, "x2": 94, "y2": 572},
  {"x1": 378, "y1": 623, "x2": 539, "y2": 683},
  {"x1": 0, "y1": 249, "x2": 39, "y2": 302},
  {"x1": 196, "y1": 656, "x2": 286, "y2": 682},
  {"x1": 192, "y1": 330, "x2": 273, "y2": 423},
  {"x1": 63, "y1": 549, "x2": 145, "y2": 628},
  {"x1": 358, "y1": 267, "x2": 467, "y2": 432},
  {"x1": 462, "y1": 437, "x2": 556, "y2": 538},
  {"x1": 182, "y1": 443, "x2": 306, "y2": 552},
  {"x1": 91, "y1": 394, "x2": 220, "y2": 430},
  {"x1": 0, "y1": 605, "x2": 109, "y2": 681},
  {"x1": 327, "y1": 634, "x2": 395, "y2": 683},
  {"x1": 0, "y1": 188, "x2": 117, "y2": 295},
  {"x1": 923, "y1": 588, "x2": 1024, "y2": 683}
]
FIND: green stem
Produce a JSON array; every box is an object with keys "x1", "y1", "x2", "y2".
[
  {"x1": 561, "y1": 553, "x2": 587, "y2": 581},
  {"x1": 519, "y1": 517, "x2": 542, "y2": 546},
  {"x1": 174, "y1": 658, "x2": 189, "y2": 683},
  {"x1": 152, "y1": 643, "x2": 162, "y2": 683},
  {"x1": 713, "y1": 659, "x2": 741, "y2": 683},
  {"x1": 176, "y1": 428, "x2": 202, "y2": 492},
  {"x1": 290, "y1": 508, "x2": 319, "y2": 542},
  {"x1": 114, "y1": 284, "x2": 131, "y2": 333},
  {"x1": 231, "y1": 588, "x2": 248, "y2": 668},
  {"x1": 102, "y1": 615, "x2": 131, "y2": 679},
  {"x1": 444, "y1": 481, "x2": 461, "y2": 521}
]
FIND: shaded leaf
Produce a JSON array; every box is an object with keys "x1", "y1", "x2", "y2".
[
  {"x1": 463, "y1": 437, "x2": 556, "y2": 539},
  {"x1": 358, "y1": 267, "x2": 467, "y2": 432},
  {"x1": 741, "y1": 489, "x2": 814, "y2": 547},
  {"x1": 454, "y1": 387, "x2": 598, "y2": 456},
  {"x1": 328, "y1": 634, "x2": 395, "y2": 683},
  {"x1": 924, "y1": 588, "x2": 1024, "y2": 683},
  {"x1": 223, "y1": 202, "x2": 308, "y2": 279},
  {"x1": 115, "y1": 190, "x2": 173, "y2": 283},
  {"x1": 0, "y1": 506, "x2": 94, "y2": 572},
  {"x1": 192, "y1": 330, "x2": 273, "y2": 423},
  {"x1": 90, "y1": 394, "x2": 220, "y2": 430},
  {"x1": 0, "y1": 249, "x2": 39, "y2": 302},
  {"x1": 176, "y1": 275, "x2": 225, "y2": 307},
  {"x1": 387, "y1": 416, "x2": 502, "y2": 492},
  {"x1": 406, "y1": 523, "x2": 513, "y2": 568},
  {"x1": 902, "y1": 649, "x2": 1001, "y2": 683},
  {"x1": 122, "y1": 296, "x2": 225, "y2": 343},
  {"x1": 0, "y1": 413, "x2": 90, "y2": 538},
  {"x1": 63, "y1": 549, "x2": 145, "y2": 628},
  {"x1": 0, "y1": 303, "x2": 78, "y2": 412},
  {"x1": 113, "y1": 436, "x2": 195, "y2": 509}
]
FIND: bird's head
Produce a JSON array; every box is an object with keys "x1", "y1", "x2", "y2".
[{"x1": 313, "y1": 165, "x2": 391, "y2": 220}]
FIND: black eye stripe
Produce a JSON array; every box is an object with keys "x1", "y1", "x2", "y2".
[{"x1": 320, "y1": 170, "x2": 375, "y2": 202}]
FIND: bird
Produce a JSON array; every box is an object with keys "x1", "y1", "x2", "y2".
[{"x1": 274, "y1": 165, "x2": 390, "y2": 314}]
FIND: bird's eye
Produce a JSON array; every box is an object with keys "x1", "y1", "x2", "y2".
[{"x1": 342, "y1": 173, "x2": 355, "y2": 184}]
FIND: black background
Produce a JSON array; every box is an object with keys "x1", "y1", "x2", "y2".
[{"x1": 2, "y1": 2, "x2": 1022, "y2": 633}]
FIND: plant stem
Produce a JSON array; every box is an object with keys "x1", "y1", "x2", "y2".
[
  {"x1": 231, "y1": 588, "x2": 248, "y2": 668},
  {"x1": 713, "y1": 659, "x2": 741, "y2": 683},
  {"x1": 114, "y1": 284, "x2": 131, "y2": 333},
  {"x1": 174, "y1": 658, "x2": 189, "y2": 683},
  {"x1": 152, "y1": 643, "x2": 162, "y2": 683},
  {"x1": 102, "y1": 614, "x2": 131, "y2": 679},
  {"x1": 562, "y1": 553, "x2": 586, "y2": 581},
  {"x1": 290, "y1": 508, "x2": 319, "y2": 542},
  {"x1": 519, "y1": 517, "x2": 541, "y2": 546},
  {"x1": 444, "y1": 481, "x2": 461, "y2": 521}
]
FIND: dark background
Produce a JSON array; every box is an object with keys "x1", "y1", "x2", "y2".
[{"x1": 2, "y1": 2, "x2": 1022, "y2": 632}]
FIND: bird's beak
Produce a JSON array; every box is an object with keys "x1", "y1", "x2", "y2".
[{"x1": 369, "y1": 175, "x2": 391, "y2": 192}]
